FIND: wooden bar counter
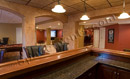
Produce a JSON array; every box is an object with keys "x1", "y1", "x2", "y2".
[
  {"x1": 0, "y1": 47, "x2": 91, "y2": 79},
  {"x1": 0, "y1": 47, "x2": 130, "y2": 79}
]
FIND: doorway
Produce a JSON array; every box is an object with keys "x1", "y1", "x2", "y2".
[{"x1": 84, "y1": 28, "x2": 94, "y2": 46}]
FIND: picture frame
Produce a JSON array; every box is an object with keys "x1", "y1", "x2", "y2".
[{"x1": 108, "y1": 29, "x2": 114, "y2": 43}]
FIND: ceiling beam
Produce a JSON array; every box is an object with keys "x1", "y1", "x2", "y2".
[
  {"x1": 42, "y1": 1, "x2": 56, "y2": 9},
  {"x1": 61, "y1": 3, "x2": 83, "y2": 12},
  {"x1": 85, "y1": 3, "x2": 96, "y2": 10},
  {"x1": 72, "y1": 3, "x2": 130, "y2": 22},
  {"x1": 81, "y1": 0, "x2": 96, "y2": 10},
  {"x1": 36, "y1": 19, "x2": 57, "y2": 25},
  {"x1": 106, "y1": 0, "x2": 112, "y2": 7},
  {"x1": 26, "y1": 0, "x2": 32, "y2": 5}
]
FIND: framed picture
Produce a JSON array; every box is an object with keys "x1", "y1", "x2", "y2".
[{"x1": 108, "y1": 29, "x2": 114, "y2": 43}]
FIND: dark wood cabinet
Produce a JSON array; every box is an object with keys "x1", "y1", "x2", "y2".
[
  {"x1": 76, "y1": 66, "x2": 96, "y2": 79},
  {"x1": 77, "y1": 64, "x2": 130, "y2": 79},
  {"x1": 97, "y1": 64, "x2": 117, "y2": 79},
  {"x1": 97, "y1": 64, "x2": 130, "y2": 79},
  {"x1": 117, "y1": 69, "x2": 130, "y2": 79}
]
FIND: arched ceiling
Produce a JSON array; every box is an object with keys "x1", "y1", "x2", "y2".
[
  {"x1": 35, "y1": 17, "x2": 52, "y2": 23},
  {"x1": 37, "y1": 21, "x2": 63, "y2": 29},
  {"x1": 0, "y1": 9, "x2": 53, "y2": 23},
  {"x1": 0, "y1": 9, "x2": 22, "y2": 23},
  {"x1": 0, "y1": 9, "x2": 62, "y2": 29}
]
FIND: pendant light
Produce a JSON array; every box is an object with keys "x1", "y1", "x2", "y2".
[
  {"x1": 118, "y1": 0, "x2": 130, "y2": 19},
  {"x1": 80, "y1": 0, "x2": 90, "y2": 20},
  {"x1": 52, "y1": 0, "x2": 66, "y2": 13}
]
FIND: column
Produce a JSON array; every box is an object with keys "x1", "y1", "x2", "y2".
[
  {"x1": 46, "y1": 28, "x2": 51, "y2": 45},
  {"x1": 22, "y1": 16, "x2": 36, "y2": 58},
  {"x1": 93, "y1": 28, "x2": 100, "y2": 48},
  {"x1": 75, "y1": 22, "x2": 84, "y2": 48},
  {"x1": 99, "y1": 27, "x2": 106, "y2": 48}
]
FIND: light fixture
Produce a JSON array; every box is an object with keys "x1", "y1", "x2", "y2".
[
  {"x1": 118, "y1": 0, "x2": 130, "y2": 19},
  {"x1": 118, "y1": 12, "x2": 130, "y2": 19},
  {"x1": 52, "y1": 0, "x2": 66, "y2": 13},
  {"x1": 36, "y1": 26, "x2": 39, "y2": 29},
  {"x1": 80, "y1": 15, "x2": 90, "y2": 20},
  {"x1": 80, "y1": 0, "x2": 90, "y2": 20}
]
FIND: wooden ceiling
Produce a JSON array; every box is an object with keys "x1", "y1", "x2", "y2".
[{"x1": 5, "y1": 0, "x2": 130, "y2": 15}]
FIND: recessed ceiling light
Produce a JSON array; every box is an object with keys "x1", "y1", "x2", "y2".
[
  {"x1": 58, "y1": 23, "x2": 60, "y2": 25},
  {"x1": 106, "y1": 17, "x2": 111, "y2": 19},
  {"x1": 83, "y1": 22, "x2": 86, "y2": 23},
  {"x1": 36, "y1": 27, "x2": 39, "y2": 29}
]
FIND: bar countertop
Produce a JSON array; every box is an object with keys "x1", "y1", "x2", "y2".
[{"x1": 92, "y1": 48, "x2": 130, "y2": 58}]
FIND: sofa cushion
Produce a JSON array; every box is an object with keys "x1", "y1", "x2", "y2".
[
  {"x1": 63, "y1": 43, "x2": 68, "y2": 51},
  {"x1": 26, "y1": 46, "x2": 33, "y2": 57},
  {"x1": 31, "y1": 46, "x2": 39, "y2": 57},
  {"x1": 54, "y1": 43, "x2": 60, "y2": 52},
  {"x1": 38, "y1": 46, "x2": 45, "y2": 55}
]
